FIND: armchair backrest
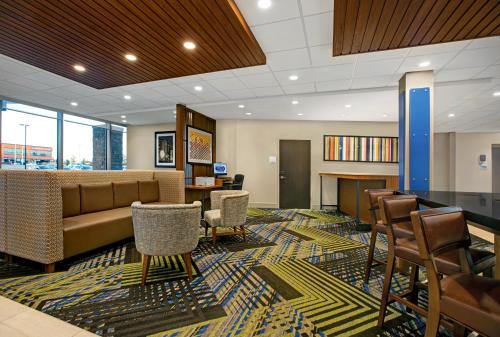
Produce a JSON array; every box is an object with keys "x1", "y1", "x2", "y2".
[
  {"x1": 132, "y1": 201, "x2": 201, "y2": 256},
  {"x1": 218, "y1": 190, "x2": 249, "y2": 227}
]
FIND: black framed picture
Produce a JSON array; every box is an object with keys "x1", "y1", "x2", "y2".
[
  {"x1": 186, "y1": 125, "x2": 213, "y2": 165},
  {"x1": 155, "y1": 131, "x2": 176, "y2": 168}
]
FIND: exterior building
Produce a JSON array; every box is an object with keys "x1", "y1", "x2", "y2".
[{"x1": 1, "y1": 143, "x2": 53, "y2": 164}]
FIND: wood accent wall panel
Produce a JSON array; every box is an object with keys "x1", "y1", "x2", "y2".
[
  {"x1": 333, "y1": 0, "x2": 500, "y2": 56},
  {"x1": 175, "y1": 104, "x2": 216, "y2": 184},
  {"x1": 0, "y1": 0, "x2": 265, "y2": 89}
]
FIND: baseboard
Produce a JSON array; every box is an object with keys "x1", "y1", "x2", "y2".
[{"x1": 249, "y1": 202, "x2": 279, "y2": 208}]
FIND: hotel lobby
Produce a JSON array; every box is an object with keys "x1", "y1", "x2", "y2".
[{"x1": 0, "y1": 1, "x2": 500, "y2": 336}]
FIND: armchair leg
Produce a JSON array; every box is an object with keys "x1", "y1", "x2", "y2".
[
  {"x1": 364, "y1": 228, "x2": 378, "y2": 283},
  {"x1": 182, "y1": 252, "x2": 193, "y2": 281},
  {"x1": 141, "y1": 255, "x2": 151, "y2": 287},
  {"x1": 44, "y1": 263, "x2": 55, "y2": 273},
  {"x1": 407, "y1": 264, "x2": 420, "y2": 312},
  {"x1": 212, "y1": 227, "x2": 217, "y2": 245},
  {"x1": 204, "y1": 220, "x2": 209, "y2": 237},
  {"x1": 240, "y1": 225, "x2": 246, "y2": 242}
]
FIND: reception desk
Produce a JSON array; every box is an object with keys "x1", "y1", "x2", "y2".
[{"x1": 319, "y1": 172, "x2": 399, "y2": 229}]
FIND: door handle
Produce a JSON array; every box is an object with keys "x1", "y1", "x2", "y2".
[{"x1": 280, "y1": 176, "x2": 286, "y2": 180}]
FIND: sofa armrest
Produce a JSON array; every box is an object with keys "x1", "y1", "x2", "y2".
[
  {"x1": 153, "y1": 170, "x2": 185, "y2": 204},
  {"x1": 6, "y1": 171, "x2": 64, "y2": 264}
]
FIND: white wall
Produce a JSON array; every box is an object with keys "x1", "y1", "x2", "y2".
[
  {"x1": 216, "y1": 119, "x2": 398, "y2": 208},
  {"x1": 127, "y1": 123, "x2": 176, "y2": 170}
]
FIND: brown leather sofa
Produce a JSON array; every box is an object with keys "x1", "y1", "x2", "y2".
[{"x1": 0, "y1": 170, "x2": 185, "y2": 271}]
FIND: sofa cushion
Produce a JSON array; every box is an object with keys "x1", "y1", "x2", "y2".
[
  {"x1": 113, "y1": 181, "x2": 139, "y2": 208},
  {"x1": 80, "y1": 183, "x2": 114, "y2": 214},
  {"x1": 138, "y1": 180, "x2": 159, "y2": 203},
  {"x1": 62, "y1": 184, "x2": 80, "y2": 218},
  {"x1": 63, "y1": 207, "x2": 133, "y2": 258}
]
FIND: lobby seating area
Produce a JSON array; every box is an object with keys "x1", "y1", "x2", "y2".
[{"x1": 0, "y1": 0, "x2": 499, "y2": 336}]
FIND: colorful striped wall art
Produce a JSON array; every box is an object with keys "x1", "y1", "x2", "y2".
[{"x1": 324, "y1": 135, "x2": 398, "y2": 163}]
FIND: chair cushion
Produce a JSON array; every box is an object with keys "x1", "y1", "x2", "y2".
[
  {"x1": 63, "y1": 207, "x2": 133, "y2": 258},
  {"x1": 395, "y1": 238, "x2": 495, "y2": 275},
  {"x1": 80, "y1": 183, "x2": 114, "y2": 214},
  {"x1": 376, "y1": 220, "x2": 414, "y2": 238},
  {"x1": 204, "y1": 209, "x2": 221, "y2": 227},
  {"x1": 62, "y1": 184, "x2": 80, "y2": 218},
  {"x1": 440, "y1": 273, "x2": 500, "y2": 337},
  {"x1": 113, "y1": 181, "x2": 139, "y2": 208},
  {"x1": 138, "y1": 180, "x2": 159, "y2": 203}
]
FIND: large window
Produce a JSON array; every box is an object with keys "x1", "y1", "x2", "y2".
[
  {"x1": 0, "y1": 100, "x2": 127, "y2": 171},
  {"x1": 1, "y1": 103, "x2": 58, "y2": 170}
]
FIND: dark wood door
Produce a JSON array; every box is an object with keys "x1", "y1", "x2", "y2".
[
  {"x1": 493, "y1": 145, "x2": 500, "y2": 194},
  {"x1": 279, "y1": 140, "x2": 311, "y2": 209}
]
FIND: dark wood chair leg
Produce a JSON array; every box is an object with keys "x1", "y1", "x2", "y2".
[
  {"x1": 378, "y1": 251, "x2": 395, "y2": 327},
  {"x1": 364, "y1": 228, "x2": 378, "y2": 283},
  {"x1": 204, "y1": 221, "x2": 209, "y2": 237},
  {"x1": 212, "y1": 226, "x2": 217, "y2": 245},
  {"x1": 5, "y1": 253, "x2": 13, "y2": 264},
  {"x1": 141, "y1": 255, "x2": 151, "y2": 287},
  {"x1": 407, "y1": 264, "x2": 419, "y2": 312},
  {"x1": 182, "y1": 252, "x2": 193, "y2": 281},
  {"x1": 240, "y1": 225, "x2": 246, "y2": 242},
  {"x1": 44, "y1": 263, "x2": 55, "y2": 273}
]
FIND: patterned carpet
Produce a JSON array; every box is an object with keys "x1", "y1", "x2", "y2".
[{"x1": 0, "y1": 209, "x2": 493, "y2": 336}]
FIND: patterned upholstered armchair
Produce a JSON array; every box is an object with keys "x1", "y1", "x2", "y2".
[
  {"x1": 131, "y1": 201, "x2": 201, "y2": 286},
  {"x1": 204, "y1": 190, "x2": 249, "y2": 244}
]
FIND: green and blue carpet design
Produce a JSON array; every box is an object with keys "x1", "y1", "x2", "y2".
[{"x1": 1, "y1": 209, "x2": 489, "y2": 336}]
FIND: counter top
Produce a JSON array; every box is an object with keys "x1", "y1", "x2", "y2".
[
  {"x1": 319, "y1": 172, "x2": 398, "y2": 178},
  {"x1": 402, "y1": 190, "x2": 500, "y2": 234}
]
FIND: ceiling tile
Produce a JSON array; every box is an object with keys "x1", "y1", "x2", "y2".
[
  {"x1": 251, "y1": 19, "x2": 306, "y2": 52},
  {"x1": 408, "y1": 40, "x2": 469, "y2": 56},
  {"x1": 223, "y1": 88, "x2": 256, "y2": 99},
  {"x1": 313, "y1": 64, "x2": 353, "y2": 82},
  {"x1": 252, "y1": 86, "x2": 284, "y2": 97},
  {"x1": 303, "y1": 12, "x2": 332, "y2": 46},
  {"x1": 206, "y1": 77, "x2": 247, "y2": 91},
  {"x1": 473, "y1": 65, "x2": 500, "y2": 79},
  {"x1": 282, "y1": 82, "x2": 316, "y2": 94},
  {"x1": 446, "y1": 47, "x2": 500, "y2": 69},
  {"x1": 235, "y1": 0, "x2": 300, "y2": 26},
  {"x1": 0, "y1": 58, "x2": 39, "y2": 76},
  {"x1": 231, "y1": 64, "x2": 270, "y2": 76},
  {"x1": 351, "y1": 76, "x2": 392, "y2": 89},
  {"x1": 316, "y1": 79, "x2": 351, "y2": 92},
  {"x1": 466, "y1": 36, "x2": 500, "y2": 50},
  {"x1": 152, "y1": 85, "x2": 190, "y2": 97},
  {"x1": 435, "y1": 67, "x2": 485, "y2": 82},
  {"x1": 238, "y1": 72, "x2": 279, "y2": 88},
  {"x1": 300, "y1": 0, "x2": 333, "y2": 16},
  {"x1": 4, "y1": 77, "x2": 52, "y2": 90},
  {"x1": 354, "y1": 58, "x2": 403, "y2": 78},
  {"x1": 194, "y1": 91, "x2": 228, "y2": 102},
  {"x1": 357, "y1": 48, "x2": 411, "y2": 62},
  {"x1": 274, "y1": 68, "x2": 315, "y2": 85},
  {"x1": 177, "y1": 95, "x2": 204, "y2": 104},
  {"x1": 310, "y1": 45, "x2": 357, "y2": 67},
  {"x1": 267, "y1": 48, "x2": 310, "y2": 71},
  {"x1": 23, "y1": 71, "x2": 76, "y2": 87},
  {"x1": 200, "y1": 70, "x2": 235, "y2": 81},
  {"x1": 398, "y1": 52, "x2": 457, "y2": 74},
  {"x1": 177, "y1": 82, "x2": 219, "y2": 95}
]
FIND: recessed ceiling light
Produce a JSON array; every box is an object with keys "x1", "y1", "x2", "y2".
[
  {"x1": 183, "y1": 41, "x2": 196, "y2": 50},
  {"x1": 258, "y1": 0, "x2": 272, "y2": 9},
  {"x1": 493, "y1": 91, "x2": 500, "y2": 97},
  {"x1": 245, "y1": 112, "x2": 252, "y2": 116},
  {"x1": 125, "y1": 54, "x2": 137, "y2": 62},
  {"x1": 194, "y1": 85, "x2": 203, "y2": 91},
  {"x1": 70, "y1": 102, "x2": 78, "y2": 107},
  {"x1": 418, "y1": 61, "x2": 431, "y2": 67},
  {"x1": 73, "y1": 64, "x2": 86, "y2": 72},
  {"x1": 123, "y1": 95, "x2": 131, "y2": 100},
  {"x1": 383, "y1": 114, "x2": 388, "y2": 117},
  {"x1": 297, "y1": 113, "x2": 304, "y2": 116},
  {"x1": 291, "y1": 100, "x2": 299, "y2": 105},
  {"x1": 345, "y1": 104, "x2": 352, "y2": 108},
  {"x1": 289, "y1": 75, "x2": 298, "y2": 81},
  {"x1": 238, "y1": 104, "x2": 245, "y2": 108},
  {"x1": 173, "y1": 111, "x2": 176, "y2": 115},
  {"x1": 122, "y1": 119, "x2": 127, "y2": 123},
  {"x1": 448, "y1": 113, "x2": 455, "y2": 118},
  {"x1": 120, "y1": 115, "x2": 126, "y2": 118}
]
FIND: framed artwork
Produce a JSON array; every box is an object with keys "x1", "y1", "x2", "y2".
[
  {"x1": 324, "y1": 135, "x2": 398, "y2": 163},
  {"x1": 186, "y1": 125, "x2": 213, "y2": 165},
  {"x1": 155, "y1": 131, "x2": 176, "y2": 168}
]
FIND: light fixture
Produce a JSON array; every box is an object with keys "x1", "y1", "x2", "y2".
[
  {"x1": 448, "y1": 113, "x2": 455, "y2": 118},
  {"x1": 238, "y1": 104, "x2": 245, "y2": 108},
  {"x1": 345, "y1": 104, "x2": 352, "y2": 108},
  {"x1": 73, "y1": 64, "x2": 86, "y2": 72},
  {"x1": 125, "y1": 54, "x2": 137, "y2": 62},
  {"x1": 258, "y1": 0, "x2": 272, "y2": 9},
  {"x1": 183, "y1": 41, "x2": 196, "y2": 50},
  {"x1": 123, "y1": 95, "x2": 131, "y2": 100},
  {"x1": 288, "y1": 75, "x2": 298, "y2": 81},
  {"x1": 194, "y1": 85, "x2": 203, "y2": 91},
  {"x1": 291, "y1": 100, "x2": 299, "y2": 105},
  {"x1": 70, "y1": 102, "x2": 78, "y2": 107},
  {"x1": 120, "y1": 115, "x2": 126, "y2": 118},
  {"x1": 418, "y1": 61, "x2": 431, "y2": 67},
  {"x1": 297, "y1": 113, "x2": 304, "y2": 116},
  {"x1": 383, "y1": 114, "x2": 388, "y2": 117},
  {"x1": 245, "y1": 112, "x2": 252, "y2": 116},
  {"x1": 493, "y1": 91, "x2": 500, "y2": 97},
  {"x1": 122, "y1": 119, "x2": 127, "y2": 123}
]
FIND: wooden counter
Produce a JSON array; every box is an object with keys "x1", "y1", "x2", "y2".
[{"x1": 319, "y1": 172, "x2": 399, "y2": 226}]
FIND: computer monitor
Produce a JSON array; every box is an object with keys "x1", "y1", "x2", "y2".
[{"x1": 213, "y1": 162, "x2": 227, "y2": 176}]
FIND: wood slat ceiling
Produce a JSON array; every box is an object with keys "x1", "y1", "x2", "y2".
[
  {"x1": 333, "y1": 0, "x2": 500, "y2": 56},
  {"x1": 0, "y1": 0, "x2": 266, "y2": 89}
]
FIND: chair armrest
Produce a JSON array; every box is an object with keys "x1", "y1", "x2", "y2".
[
  {"x1": 220, "y1": 191, "x2": 249, "y2": 227},
  {"x1": 210, "y1": 190, "x2": 240, "y2": 210}
]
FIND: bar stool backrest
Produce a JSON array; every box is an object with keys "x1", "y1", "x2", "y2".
[
  {"x1": 365, "y1": 189, "x2": 395, "y2": 224},
  {"x1": 378, "y1": 195, "x2": 418, "y2": 226}
]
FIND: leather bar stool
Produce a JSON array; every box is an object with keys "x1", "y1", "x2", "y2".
[
  {"x1": 411, "y1": 207, "x2": 500, "y2": 337},
  {"x1": 378, "y1": 198, "x2": 497, "y2": 328},
  {"x1": 364, "y1": 190, "x2": 415, "y2": 283}
]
